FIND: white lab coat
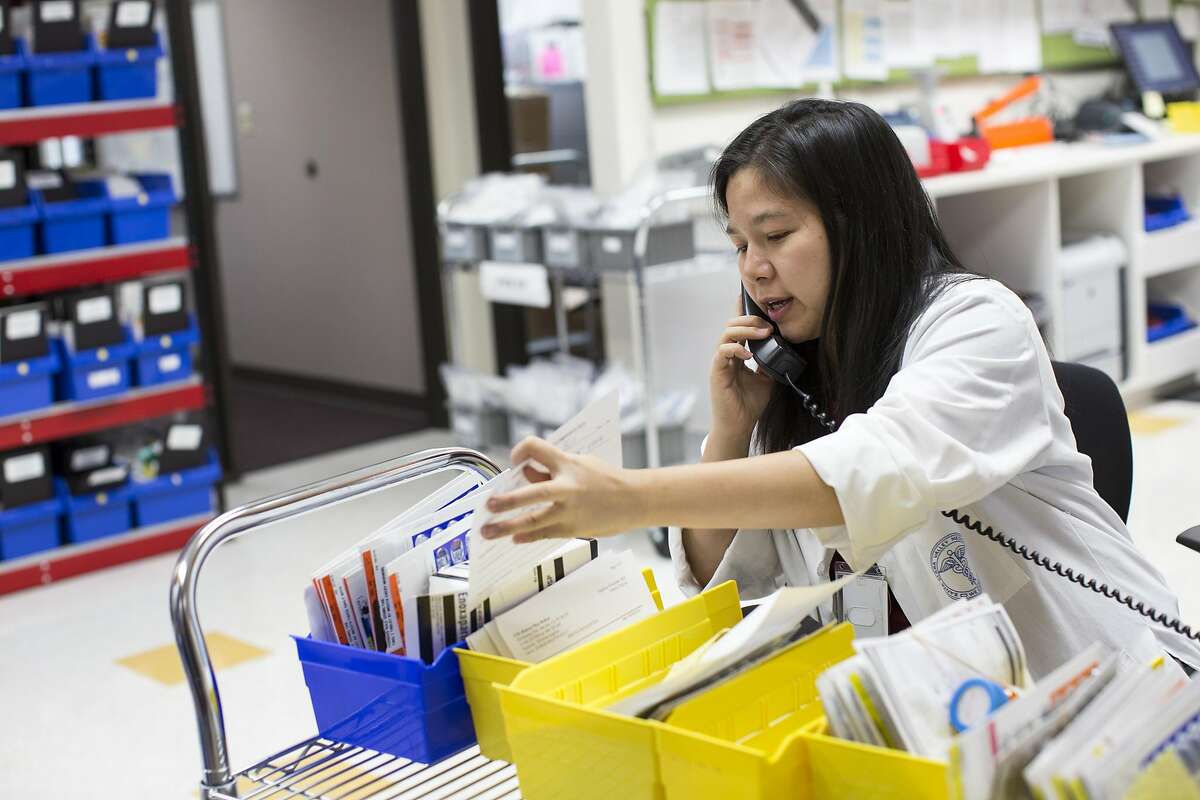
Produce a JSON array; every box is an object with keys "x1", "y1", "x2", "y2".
[{"x1": 670, "y1": 277, "x2": 1200, "y2": 678}]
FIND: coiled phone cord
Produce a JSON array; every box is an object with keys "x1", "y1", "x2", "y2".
[{"x1": 785, "y1": 373, "x2": 1200, "y2": 643}]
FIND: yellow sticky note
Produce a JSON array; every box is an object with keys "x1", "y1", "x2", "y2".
[
  {"x1": 118, "y1": 632, "x2": 269, "y2": 686},
  {"x1": 1127, "y1": 412, "x2": 1186, "y2": 435}
]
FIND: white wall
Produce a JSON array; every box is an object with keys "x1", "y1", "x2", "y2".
[{"x1": 581, "y1": 0, "x2": 1118, "y2": 192}]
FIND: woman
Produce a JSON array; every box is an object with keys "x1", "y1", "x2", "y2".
[{"x1": 481, "y1": 99, "x2": 1200, "y2": 678}]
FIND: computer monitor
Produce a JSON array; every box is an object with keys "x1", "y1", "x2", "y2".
[{"x1": 1111, "y1": 21, "x2": 1200, "y2": 98}]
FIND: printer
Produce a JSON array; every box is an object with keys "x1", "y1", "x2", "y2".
[{"x1": 1058, "y1": 233, "x2": 1127, "y2": 382}]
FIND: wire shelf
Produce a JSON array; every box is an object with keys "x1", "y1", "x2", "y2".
[{"x1": 213, "y1": 739, "x2": 521, "y2": 800}]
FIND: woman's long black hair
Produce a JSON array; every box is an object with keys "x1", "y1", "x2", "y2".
[{"x1": 712, "y1": 99, "x2": 975, "y2": 453}]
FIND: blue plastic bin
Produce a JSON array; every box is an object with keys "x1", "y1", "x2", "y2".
[
  {"x1": 53, "y1": 336, "x2": 136, "y2": 402},
  {"x1": 57, "y1": 478, "x2": 132, "y2": 544},
  {"x1": 0, "y1": 352, "x2": 59, "y2": 418},
  {"x1": 1145, "y1": 195, "x2": 1192, "y2": 232},
  {"x1": 292, "y1": 635, "x2": 476, "y2": 764},
  {"x1": 1147, "y1": 302, "x2": 1199, "y2": 343},
  {"x1": 0, "y1": 38, "x2": 28, "y2": 110},
  {"x1": 0, "y1": 203, "x2": 39, "y2": 262},
  {"x1": 25, "y1": 35, "x2": 98, "y2": 107},
  {"x1": 0, "y1": 496, "x2": 61, "y2": 560},
  {"x1": 131, "y1": 451, "x2": 220, "y2": 527},
  {"x1": 107, "y1": 173, "x2": 176, "y2": 245},
  {"x1": 95, "y1": 34, "x2": 164, "y2": 101},
  {"x1": 31, "y1": 186, "x2": 109, "y2": 254},
  {"x1": 134, "y1": 322, "x2": 198, "y2": 387}
]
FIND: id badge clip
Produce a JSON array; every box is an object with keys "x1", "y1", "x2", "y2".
[{"x1": 833, "y1": 563, "x2": 889, "y2": 639}]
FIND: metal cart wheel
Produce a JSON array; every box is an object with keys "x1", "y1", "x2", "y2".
[{"x1": 169, "y1": 447, "x2": 520, "y2": 800}]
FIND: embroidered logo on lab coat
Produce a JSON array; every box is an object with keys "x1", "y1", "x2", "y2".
[{"x1": 930, "y1": 532, "x2": 982, "y2": 600}]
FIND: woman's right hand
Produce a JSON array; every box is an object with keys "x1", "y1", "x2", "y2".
[{"x1": 710, "y1": 297, "x2": 776, "y2": 440}]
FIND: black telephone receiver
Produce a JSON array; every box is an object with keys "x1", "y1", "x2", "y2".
[{"x1": 740, "y1": 286, "x2": 1200, "y2": 645}]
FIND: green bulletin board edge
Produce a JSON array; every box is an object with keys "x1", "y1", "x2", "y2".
[{"x1": 646, "y1": 0, "x2": 1169, "y2": 107}]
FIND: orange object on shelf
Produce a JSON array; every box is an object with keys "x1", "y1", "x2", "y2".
[{"x1": 974, "y1": 75, "x2": 1055, "y2": 150}]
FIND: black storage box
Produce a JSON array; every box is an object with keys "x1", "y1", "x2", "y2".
[
  {"x1": 66, "y1": 462, "x2": 128, "y2": 496},
  {"x1": 33, "y1": 0, "x2": 85, "y2": 54},
  {"x1": 55, "y1": 440, "x2": 113, "y2": 475},
  {"x1": 105, "y1": 0, "x2": 157, "y2": 49},
  {"x1": 0, "y1": 303, "x2": 51, "y2": 364},
  {"x1": 0, "y1": 149, "x2": 27, "y2": 210},
  {"x1": 159, "y1": 422, "x2": 208, "y2": 474},
  {"x1": 0, "y1": 446, "x2": 53, "y2": 508},
  {"x1": 142, "y1": 279, "x2": 189, "y2": 336},
  {"x1": 60, "y1": 289, "x2": 125, "y2": 351}
]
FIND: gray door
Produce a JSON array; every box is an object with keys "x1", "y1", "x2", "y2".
[{"x1": 215, "y1": 0, "x2": 425, "y2": 394}]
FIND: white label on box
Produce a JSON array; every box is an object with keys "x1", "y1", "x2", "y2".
[
  {"x1": 445, "y1": 229, "x2": 467, "y2": 249},
  {"x1": 87, "y1": 367, "x2": 121, "y2": 390},
  {"x1": 149, "y1": 284, "x2": 183, "y2": 315},
  {"x1": 87, "y1": 465, "x2": 127, "y2": 487},
  {"x1": 5, "y1": 310, "x2": 41, "y2": 341},
  {"x1": 77, "y1": 296, "x2": 113, "y2": 325},
  {"x1": 0, "y1": 162, "x2": 15, "y2": 192},
  {"x1": 602, "y1": 236, "x2": 623, "y2": 254},
  {"x1": 479, "y1": 261, "x2": 551, "y2": 308},
  {"x1": 27, "y1": 172, "x2": 63, "y2": 190},
  {"x1": 41, "y1": 1, "x2": 75, "y2": 22},
  {"x1": 116, "y1": 0, "x2": 152, "y2": 27},
  {"x1": 158, "y1": 353, "x2": 182, "y2": 373},
  {"x1": 71, "y1": 445, "x2": 109, "y2": 472},
  {"x1": 4, "y1": 452, "x2": 45, "y2": 484},
  {"x1": 493, "y1": 231, "x2": 518, "y2": 251},
  {"x1": 168, "y1": 424, "x2": 203, "y2": 451},
  {"x1": 547, "y1": 233, "x2": 572, "y2": 254}
]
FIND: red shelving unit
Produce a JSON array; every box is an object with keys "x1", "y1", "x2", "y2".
[
  {"x1": 0, "y1": 378, "x2": 207, "y2": 450},
  {"x1": 0, "y1": 100, "x2": 178, "y2": 146},
  {"x1": 0, "y1": 515, "x2": 212, "y2": 595},
  {"x1": 0, "y1": 238, "x2": 192, "y2": 299}
]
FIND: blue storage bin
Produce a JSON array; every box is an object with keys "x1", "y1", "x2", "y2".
[
  {"x1": 131, "y1": 451, "x2": 220, "y2": 527},
  {"x1": 134, "y1": 321, "x2": 198, "y2": 387},
  {"x1": 1145, "y1": 194, "x2": 1192, "y2": 232},
  {"x1": 0, "y1": 38, "x2": 28, "y2": 110},
  {"x1": 292, "y1": 635, "x2": 476, "y2": 764},
  {"x1": 57, "y1": 478, "x2": 132, "y2": 544},
  {"x1": 107, "y1": 173, "x2": 176, "y2": 245},
  {"x1": 1147, "y1": 302, "x2": 1199, "y2": 343},
  {"x1": 0, "y1": 203, "x2": 39, "y2": 262},
  {"x1": 0, "y1": 352, "x2": 59, "y2": 418},
  {"x1": 31, "y1": 186, "x2": 109, "y2": 254},
  {"x1": 53, "y1": 335, "x2": 136, "y2": 402},
  {"x1": 25, "y1": 35, "x2": 98, "y2": 107},
  {"x1": 0, "y1": 496, "x2": 61, "y2": 561},
  {"x1": 95, "y1": 34, "x2": 164, "y2": 101}
]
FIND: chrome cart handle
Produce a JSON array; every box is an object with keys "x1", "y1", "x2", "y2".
[{"x1": 169, "y1": 448, "x2": 503, "y2": 799}]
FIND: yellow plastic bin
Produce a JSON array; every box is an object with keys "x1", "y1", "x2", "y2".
[
  {"x1": 653, "y1": 623, "x2": 854, "y2": 800},
  {"x1": 457, "y1": 569, "x2": 664, "y2": 763},
  {"x1": 497, "y1": 580, "x2": 743, "y2": 800},
  {"x1": 801, "y1": 721, "x2": 948, "y2": 800}
]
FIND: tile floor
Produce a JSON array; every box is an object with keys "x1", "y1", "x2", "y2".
[{"x1": 1, "y1": 401, "x2": 1198, "y2": 799}]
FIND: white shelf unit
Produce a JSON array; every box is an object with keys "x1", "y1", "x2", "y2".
[{"x1": 924, "y1": 134, "x2": 1200, "y2": 399}]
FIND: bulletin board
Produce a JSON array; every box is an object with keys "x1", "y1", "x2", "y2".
[{"x1": 646, "y1": 0, "x2": 1197, "y2": 107}]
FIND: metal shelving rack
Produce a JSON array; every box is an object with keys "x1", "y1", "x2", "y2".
[{"x1": 0, "y1": 0, "x2": 234, "y2": 595}]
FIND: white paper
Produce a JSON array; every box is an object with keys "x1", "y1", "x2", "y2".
[
  {"x1": 149, "y1": 284, "x2": 183, "y2": 315},
  {"x1": 77, "y1": 296, "x2": 113, "y2": 325},
  {"x1": 87, "y1": 465, "x2": 128, "y2": 487},
  {"x1": 5, "y1": 310, "x2": 41, "y2": 341},
  {"x1": 4, "y1": 452, "x2": 45, "y2": 483},
  {"x1": 977, "y1": 0, "x2": 1042, "y2": 74},
  {"x1": 40, "y1": 1, "x2": 75, "y2": 23},
  {"x1": 753, "y1": 0, "x2": 817, "y2": 87},
  {"x1": 653, "y1": 1, "x2": 710, "y2": 96},
  {"x1": 70, "y1": 445, "x2": 109, "y2": 472},
  {"x1": 1176, "y1": 6, "x2": 1200, "y2": 41},
  {"x1": 707, "y1": 1, "x2": 759, "y2": 91},
  {"x1": 116, "y1": 0, "x2": 153, "y2": 28},
  {"x1": 1041, "y1": 0, "x2": 1083, "y2": 34},
  {"x1": 167, "y1": 424, "x2": 203, "y2": 451},
  {"x1": 466, "y1": 391, "x2": 621, "y2": 608},
  {"x1": 479, "y1": 261, "x2": 551, "y2": 309},
  {"x1": 1142, "y1": 0, "x2": 1170, "y2": 21},
  {"x1": 843, "y1": 0, "x2": 889, "y2": 81},
  {"x1": 0, "y1": 162, "x2": 15, "y2": 192},
  {"x1": 882, "y1": 0, "x2": 930, "y2": 68},
  {"x1": 87, "y1": 368, "x2": 122, "y2": 390},
  {"x1": 26, "y1": 172, "x2": 62, "y2": 191},
  {"x1": 386, "y1": 516, "x2": 474, "y2": 658},
  {"x1": 489, "y1": 550, "x2": 656, "y2": 663},
  {"x1": 304, "y1": 584, "x2": 338, "y2": 644}
]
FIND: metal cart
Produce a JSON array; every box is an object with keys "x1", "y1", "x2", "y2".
[{"x1": 170, "y1": 447, "x2": 523, "y2": 800}]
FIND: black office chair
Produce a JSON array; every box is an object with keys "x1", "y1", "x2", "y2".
[{"x1": 1052, "y1": 361, "x2": 1133, "y2": 524}]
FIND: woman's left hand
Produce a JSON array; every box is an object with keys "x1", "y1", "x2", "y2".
[{"x1": 481, "y1": 437, "x2": 646, "y2": 544}]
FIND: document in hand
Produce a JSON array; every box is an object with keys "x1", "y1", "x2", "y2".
[
  {"x1": 466, "y1": 390, "x2": 622, "y2": 608},
  {"x1": 467, "y1": 549, "x2": 656, "y2": 663},
  {"x1": 605, "y1": 577, "x2": 854, "y2": 720}
]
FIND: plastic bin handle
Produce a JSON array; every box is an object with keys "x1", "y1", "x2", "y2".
[{"x1": 168, "y1": 447, "x2": 503, "y2": 800}]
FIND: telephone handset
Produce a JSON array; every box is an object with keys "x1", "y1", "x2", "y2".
[{"x1": 739, "y1": 287, "x2": 1200, "y2": 643}]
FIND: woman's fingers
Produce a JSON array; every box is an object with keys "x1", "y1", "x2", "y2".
[
  {"x1": 481, "y1": 502, "x2": 561, "y2": 539},
  {"x1": 717, "y1": 342, "x2": 753, "y2": 361},
  {"x1": 510, "y1": 437, "x2": 566, "y2": 471},
  {"x1": 487, "y1": 480, "x2": 558, "y2": 514},
  {"x1": 522, "y1": 463, "x2": 552, "y2": 484},
  {"x1": 512, "y1": 524, "x2": 572, "y2": 544},
  {"x1": 721, "y1": 325, "x2": 771, "y2": 344}
]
